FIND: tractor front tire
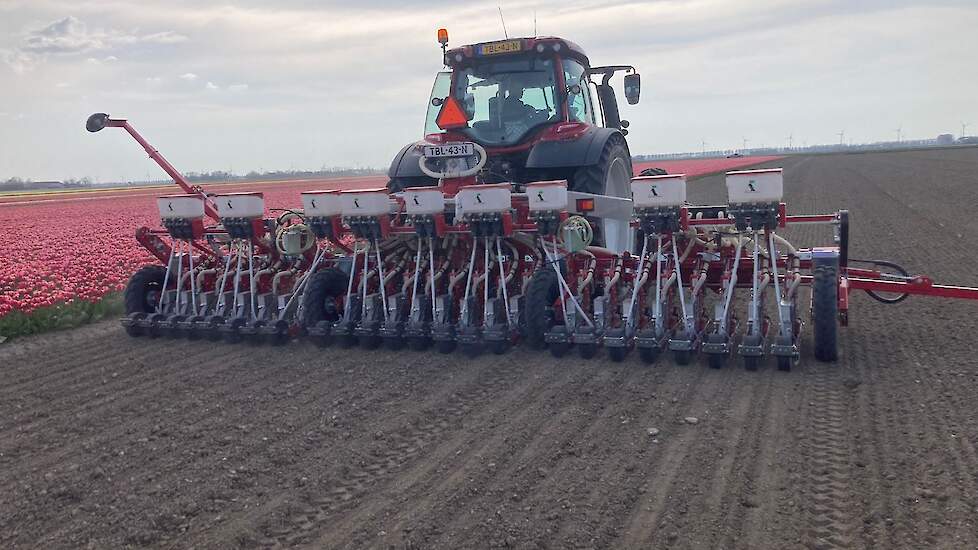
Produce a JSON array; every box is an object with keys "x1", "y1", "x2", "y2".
[
  {"x1": 387, "y1": 175, "x2": 437, "y2": 193},
  {"x1": 812, "y1": 262, "x2": 839, "y2": 362},
  {"x1": 124, "y1": 265, "x2": 167, "y2": 316}
]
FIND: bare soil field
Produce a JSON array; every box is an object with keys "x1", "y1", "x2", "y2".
[{"x1": 2, "y1": 148, "x2": 977, "y2": 549}]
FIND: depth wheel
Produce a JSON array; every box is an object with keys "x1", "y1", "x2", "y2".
[
  {"x1": 248, "y1": 321, "x2": 266, "y2": 346},
  {"x1": 525, "y1": 269, "x2": 560, "y2": 349},
  {"x1": 124, "y1": 312, "x2": 147, "y2": 337},
  {"x1": 812, "y1": 261, "x2": 840, "y2": 362},
  {"x1": 673, "y1": 349, "x2": 693, "y2": 366},
  {"x1": 578, "y1": 343, "x2": 598, "y2": 359},
  {"x1": 707, "y1": 353, "x2": 727, "y2": 370},
  {"x1": 639, "y1": 347, "x2": 660, "y2": 365},
  {"x1": 223, "y1": 318, "x2": 246, "y2": 344},
  {"x1": 460, "y1": 343, "x2": 483, "y2": 358},
  {"x1": 777, "y1": 356, "x2": 793, "y2": 372},
  {"x1": 490, "y1": 340, "x2": 510, "y2": 355},
  {"x1": 743, "y1": 355, "x2": 761, "y2": 372},
  {"x1": 549, "y1": 341, "x2": 570, "y2": 358},
  {"x1": 359, "y1": 334, "x2": 381, "y2": 350},
  {"x1": 339, "y1": 333, "x2": 358, "y2": 348},
  {"x1": 205, "y1": 315, "x2": 225, "y2": 342},
  {"x1": 607, "y1": 346, "x2": 628, "y2": 363},
  {"x1": 185, "y1": 316, "x2": 205, "y2": 341},
  {"x1": 385, "y1": 337, "x2": 406, "y2": 351},
  {"x1": 165, "y1": 315, "x2": 185, "y2": 339},
  {"x1": 146, "y1": 313, "x2": 167, "y2": 338},
  {"x1": 409, "y1": 336, "x2": 432, "y2": 351},
  {"x1": 268, "y1": 320, "x2": 290, "y2": 346},
  {"x1": 436, "y1": 340, "x2": 456, "y2": 354}
]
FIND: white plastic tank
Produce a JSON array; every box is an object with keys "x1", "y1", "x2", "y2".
[
  {"x1": 157, "y1": 195, "x2": 206, "y2": 220},
  {"x1": 725, "y1": 168, "x2": 783, "y2": 204},
  {"x1": 630, "y1": 174, "x2": 687, "y2": 208}
]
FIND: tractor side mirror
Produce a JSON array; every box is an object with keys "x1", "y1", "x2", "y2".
[
  {"x1": 86, "y1": 113, "x2": 110, "y2": 132},
  {"x1": 623, "y1": 73, "x2": 641, "y2": 105}
]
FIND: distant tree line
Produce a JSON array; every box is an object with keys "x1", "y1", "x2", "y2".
[{"x1": 1, "y1": 167, "x2": 384, "y2": 191}]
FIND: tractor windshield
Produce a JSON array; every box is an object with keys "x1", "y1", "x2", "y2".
[{"x1": 452, "y1": 57, "x2": 559, "y2": 146}]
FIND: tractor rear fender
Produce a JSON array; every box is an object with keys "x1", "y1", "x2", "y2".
[
  {"x1": 525, "y1": 127, "x2": 623, "y2": 169},
  {"x1": 387, "y1": 141, "x2": 427, "y2": 178}
]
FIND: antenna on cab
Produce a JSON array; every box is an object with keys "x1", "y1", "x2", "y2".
[{"x1": 498, "y1": 7, "x2": 509, "y2": 38}]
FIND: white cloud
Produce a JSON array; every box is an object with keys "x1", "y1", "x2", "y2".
[
  {"x1": 145, "y1": 76, "x2": 162, "y2": 84},
  {"x1": 3, "y1": 15, "x2": 187, "y2": 72},
  {"x1": 228, "y1": 83, "x2": 248, "y2": 92},
  {"x1": 179, "y1": 72, "x2": 198, "y2": 80},
  {"x1": 205, "y1": 81, "x2": 218, "y2": 90}
]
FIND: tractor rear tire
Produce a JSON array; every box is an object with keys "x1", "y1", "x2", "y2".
[
  {"x1": 525, "y1": 269, "x2": 560, "y2": 350},
  {"x1": 570, "y1": 134, "x2": 633, "y2": 251},
  {"x1": 300, "y1": 268, "x2": 348, "y2": 329},
  {"x1": 812, "y1": 263, "x2": 839, "y2": 362},
  {"x1": 124, "y1": 265, "x2": 166, "y2": 315}
]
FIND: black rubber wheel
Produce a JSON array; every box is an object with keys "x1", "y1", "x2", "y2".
[
  {"x1": 812, "y1": 262, "x2": 839, "y2": 362},
  {"x1": 224, "y1": 317, "x2": 246, "y2": 344},
  {"x1": 608, "y1": 346, "x2": 628, "y2": 363},
  {"x1": 549, "y1": 341, "x2": 570, "y2": 358},
  {"x1": 743, "y1": 355, "x2": 761, "y2": 372},
  {"x1": 385, "y1": 336, "x2": 406, "y2": 351},
  {"x1": 359, "y1": 334, "x2": 382, "y2": 350},
  {"x1": 246, "y1": 321, "x2": 266, "y2": 346},
  {"x1": 124, "y1": 312, "x2": 147, "y2": 337},
  {"x1": 490, "y1": 340, "x2": 510, "y2": 355},
  {"x1": 147, "y1": 313, "x2": 166, "y2": 338},
  {"x1": 569, "y1": 133, "x2": 633, "y2": 249},
  {"x1": 707, "y1": 353, "x2": 727, "y2": 370},
  {"x1": 460, "y1": 343, "x2": 483, "y2": 358},
  {"x1": 311, "y1": 320, "x2": 333, "y2": 348},
  {"x1": 387, "y1": 175, "x2": 438, "y2": 193},
  {"x1": 578, "y1": 343, "x2": 598, "y2": 359},
  {"x1": 124, "y1": 265, "x2": 166, "y2": 315},
  {"x1": 300, "y1": 268, "x2": 349, "y2": 330},
  {"x1": 777, "y1": 355, "x2": 792, "y2": 372},
  {"x1": 185, "y1": 315, "x2": 205, "y2": 340},
  {"x1": 339, "y1": 333, "x2": 358, "y2": 348},
  {"x1": 205, "y1": 315, "x2": 225, "y2": 342},
  {"x1": 268, "y1": 320, "x2": 290, "y2": 346},
  {"x1": 525, "y1": 269, "x2": 560, "y2": 349},
  {"x1": 638, "y1": 167, "x2": 668, "y2": 176},
  {"x1": 639, "y1": 347, "x2": 659, "y2": 365},
  {"x1": 164, "y1": 315, "x2": 185, "y2": 339},
  {"x1": 409, "y1": 336, "x2": 432, "y2": 351},
  {"x1": 436, "y1": 340, "x2": 456, "y2": 354},
  {"x1": 673, "y1": 349, "x2": 693, "y2": 366}
]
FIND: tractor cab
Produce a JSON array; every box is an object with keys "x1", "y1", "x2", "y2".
[
  {"x1": 424, "y1": 36, "x2": 639, "y2": 147},
  {"x1": 387, "y1": 31, "x2": 642, "y2": 252}
]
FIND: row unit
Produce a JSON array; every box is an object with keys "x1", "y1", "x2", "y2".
[{"x1": 157, "y1": 168, "x2": 784, "y2": 221}]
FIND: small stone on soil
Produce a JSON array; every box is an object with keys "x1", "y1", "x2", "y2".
[
  {"x1": 684, "y1": 417, "x2": 699, "y2": 425},
  {"x1": 647, "y1": 428, "x2": 660, "y2": 436}
]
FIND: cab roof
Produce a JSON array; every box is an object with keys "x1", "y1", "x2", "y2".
[{"x1": 445, "y1": 36, "x2": 590, "y2": 68}]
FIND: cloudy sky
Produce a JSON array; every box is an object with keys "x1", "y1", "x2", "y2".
[{"x1": 0, "y1": 0, "x2": 975, "y2": 182}]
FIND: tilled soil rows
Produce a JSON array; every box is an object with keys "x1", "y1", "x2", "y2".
[{"x1": 2, "y1": 148, "x2": 977, "y2": 549}]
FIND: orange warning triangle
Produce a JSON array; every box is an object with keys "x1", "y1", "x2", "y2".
[{"x1": 436, "y1": 96, "x2": 469, "y2": 130}]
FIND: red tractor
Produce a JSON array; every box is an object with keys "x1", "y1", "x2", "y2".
[{"x1": 387, "y1": 32, "x2": 642, "y2": 252}]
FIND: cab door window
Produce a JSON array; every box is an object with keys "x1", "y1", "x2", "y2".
[{"x1": 562, "y1": 58, "x2": 594, "y2": 124}]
